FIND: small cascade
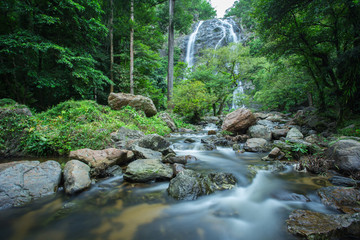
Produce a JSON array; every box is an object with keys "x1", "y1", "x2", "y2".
[
  {"x1": 185, "y1": 21, "x2": 204, "y2": 68},
  {"x1": 232, "y1": 80, "x2": 245, "y2": 109}
]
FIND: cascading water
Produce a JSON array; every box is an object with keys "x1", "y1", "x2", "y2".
[
  {"x1": 232, "y1": 80, "x2": 245, "y2": 109},
  {"x1": 184, "y1": 18, "x2": 246, "y2": 109},
  {"x1": 185, "y1": 21, "x2": 204, "y2": 68}
]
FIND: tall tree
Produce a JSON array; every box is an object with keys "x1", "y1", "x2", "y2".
[
  {"x1": 110, "y1": 0, "x2": 114, "y2": 93},
  {"x1": 167, "y1": 0, "x2": 175, "y2": 104},
  {"x1": 130, "y1": 0, "x2": 135, "y2": 94}
]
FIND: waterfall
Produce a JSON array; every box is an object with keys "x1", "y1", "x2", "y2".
[
  {"x1": 232, "y1": 81, "x2": 245, "y2": 109},
  {"x1": 185, "y1": 21, "x2": 204, "y2": 68}
]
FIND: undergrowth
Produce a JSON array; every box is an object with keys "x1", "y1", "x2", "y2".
[{"x1": 1, "y1": 99, "x2": 189, "y2": 156}]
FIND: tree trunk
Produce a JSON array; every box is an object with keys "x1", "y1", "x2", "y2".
[
  {"x1": 130, "y1": 0, "x2": 134, "y2": 94},
  {"x1": 217, "y1": 96, "x2": 228, "y2": 116},
  {"x1": 167, "y1": 0, "x2": 175, "y2": 105},
  {"x1": 110, "y1": 0, "x2": 114, "y2": 93}
]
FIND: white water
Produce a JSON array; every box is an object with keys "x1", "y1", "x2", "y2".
[
  {"x1": 185, "y1": 21, "x2": 204, "y2": 68},
  {"x1": 232, "y1": 80, "x2": 245, "y2": 109}
]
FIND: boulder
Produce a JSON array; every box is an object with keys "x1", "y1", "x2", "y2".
[
  {"x1": 329, "y1": 176, "x2": 360, "y2": 188},
  {"x1": 162, "y1": 154, "x2": 197, "y2": 164},
  {"x1": 248, "y1": 125, "x2": 272, "y2": 141},
  {"x1": 287, "y1": 210, "x2": 360, "y2": 239},
  {"x1": 286, "y1": 127, "x2": 304, "y2": 140},
  {"x1": 108, "y1": 92, "x2": 157, "y2": 117},
  {"x1": 208, "y1": 130, "x2": 217, "y2": 135},
  {"x1": 221, "y1": 108, "x2": 256, "y2": 134},
  {"x1": 326, "y1": 139, "x2": 360, "y2": 172},
  {"x1": 184, "y1": 138, "x2": 196, "y2": 143},
  {"x1": 167, "y1": 169, "x2": 236, "y2": 200},
  {"x1": 138, "y1": 134, "x2": 170, "y2": 151},
  {"x1": 244, "y1": 138, "x2": 269, "y2": 152},
  {"x1": 257, "y1": 119, "x2": 278, "y2": 129},
  {"x1": 123, "y1": 159, "x2": 173, "y2": 182},
  {"x1": 317, "y1": 186, "x2": 360, "y2": 214},
  {"x1": 110, "y1": 127, "x2": 145, "y2": 149},
  {"x1": 63, "y1": 160, "x2": 91, "y2": 195},
  {"x1": 69, "y1": 148, "x2": 134, "y2": 171},
  {"x1": 271, "y1": 128, "x2": 289, "y2": 140},
  {"x1": 159, "y1": 112, "x2": 177, "y2": 132},
  {"x1": 0, "y1": 161, "x2": 61, "y2": 209},
  {"x1": 129, "y1": 145, "x2": 162, "y2": 159}
]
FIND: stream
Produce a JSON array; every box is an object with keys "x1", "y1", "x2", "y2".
[{"x1": 0, "y1": 125, "x2": 336, "y2": 240}]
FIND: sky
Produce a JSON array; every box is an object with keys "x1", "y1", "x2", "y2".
[{"x1": 209, "y1": 0, "x2": 236, "y2": 18}]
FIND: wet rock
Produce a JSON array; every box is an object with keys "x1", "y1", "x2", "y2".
[
  {"x1": 0, "y1": 160, "x2": 61, "y2": 209},
  {"x1": 105, "y1": 165, "x2": 123, "y2": 177},
  {"x1": 69, "y1": 148, "x2": 134, "y2": 171},
  {"x1": 208, "y1": 130, "x2": 217, "y2": 135},
  {"x1": 199, "y1": 144, "x2": 216, "y2": 151},
  {"x1": 244, "y1": 138, "x2": 270, "y2": 152},
  {"x1": 221, "y1": 108, "x2": 256, "y2": 134},
  {"x1": 159, "y1": 112, "x2": 177, "y2": 132},
  {"x1": 248, "y1": 125, "x2": 272, "y2": 141},
  {"x1": 184, "y1": 138, "x2": 196, "y2": 143},
  {"x1": 271, "y1": 128, "x2": 289, "y2": 140},
  {"x1": 287, "y1": 210, "x2": 360, "y2": 239},
  {"x1": 329, "y1": 176, "x2": 360, "y2": 188},
  {"x1": 162, "y1": 154, "x2": 197, "y2": 164},
  {"x1": 213, "y1": 138, "x2": 232, "y2": 147},
  {"x1": 172, "y1": 163, "x2": 185, "y2": 176},
  {"x1": 123, "y1": 159, "x2": 173, "y2": 182},
  {"x1": 108, "y1": 92, "x2": 157, "y2": 117},
  {"x1": 326, "y1": 139, "x2": 360, "y2": 173},
  {"x1": 232, "y1": 144, "x2": 241, "y2": 151},
  {"x1": 317, "y1": 186, "x2": 360, "y2": 214},
  {"x1": 179, "y1": 128, "x2": 194, "y2": 133},
  {"x1": 64, "y1": 160, "x2": 91, "y2": 195},
  {"x1": 273, "y1": 140, "x2": 293, "y2": 152},
  {"x1": 167, "y1": 169, "x2": 236, "y2": 200},
  {"x1": 129, "y1": 145, "x2": 162, "y2": 159},
  {"x1": 286, "y1": 127, "x2": 304, "y2": 140},
  {"x1": 138, "y1": 134, "x2": 170, "y2": 151}
]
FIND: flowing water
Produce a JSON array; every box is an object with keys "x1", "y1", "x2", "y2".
[
  {"x1": 0, "y1": 125, "x2": 335, "y2": 240},
  {"x1": 185, "y1": 21, "x2": 204, "y2": 68}
]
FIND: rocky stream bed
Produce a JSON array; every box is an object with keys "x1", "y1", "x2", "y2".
[{"x1": 1, "y1": 108, "x2": 360, "y2": 240}]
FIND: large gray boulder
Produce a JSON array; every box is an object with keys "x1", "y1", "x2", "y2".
[
  {"x1": 123, "y1": 159, "x2": 173, "y2": 182},
  {"x1": 0, "y1": 161, "x2": 61, "y2": 209},
  {"x1": 287, "y1": 210, "x2": 360, "y2": 239},
  {"x1": 221, "y1": 108, "x2": 256, "y2": 134},
  {"x1": 64, "y1": 160, "x2": 91, "y2": 195},
  {"x1": 159, "y1": 112, "x2": 177, "y2": 132},
  {"x1": 244, "y1": 138, "x2": 270, "y2": 152},
  {"x1": 108, "y1": 92, "x2": 157, "y2": 117},
  {"x1": 326, "y1": 139, "x2": 360, "y2": 172},
  {"x1": 111, "y1": 127, "x2": 145, "y2": 149},
  {"x1": 129, "y1": 145, "x2": 162, "y2": 159},
  {"x1": 248, "y1": 125, "x2": 272, "y2": 141},
  {"x1": 167, "y1": 169, "x2": 236, "y2": 200},
  {"x1": 69, "y1": 148, "x2": 134, "y2": 171},
  {"x1": 138, "y1": 134, "x2": 170, "y2": 151}
]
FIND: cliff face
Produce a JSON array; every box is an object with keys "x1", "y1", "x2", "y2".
[{"x1": 180, "y1": 18, "x2": 245, "y2": 66}]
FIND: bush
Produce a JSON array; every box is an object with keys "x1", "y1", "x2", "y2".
[
  {"x1": 173, "y1": 80, "x2": 214, "y2": 123},
  {"x1": 1, "y1": 99, "x2": 175, "y2": 156}
]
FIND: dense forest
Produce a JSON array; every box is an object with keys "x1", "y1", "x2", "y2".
[{"x1": 1, "y1": 0, "x2": 359, "y2": 123}]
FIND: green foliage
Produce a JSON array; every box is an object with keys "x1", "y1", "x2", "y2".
[
  {"x1": 253, "y1": 57, "x2": 312, "y2": 112},
  {"x1": 0, "y1": 99, "x2": 173, "y2": 156},
  {"x1": 337, "y1": 116, "x2": 360, "y2": 137},
  {"x1": 225, "y1": 0, "x2": 255, "y2": 28},
  {"x1": 173, "y1": 80, "x2": 214, "y2": 122},
  {"x1": 252, "y1": 0, "x2": 360, "y2": 118}
]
